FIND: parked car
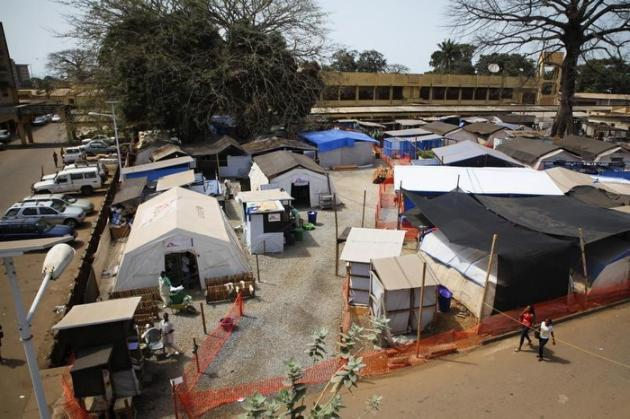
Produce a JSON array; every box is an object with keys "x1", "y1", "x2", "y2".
[
  {"x1": 51, "y1": 114, "x2": 62, "y2": 122},
  {"x1": 0, "y1": 129, "x2": 11, "y2": 142},
  {"x1": 32, "y1": 167, "x2": 103, "y2": 195},
  {"x1": 32, "y1": 116, "x2": 48, "y2": 126},
  {"x1": 0, "y1": 219, "x2": 75, "y2": 243},
  {"x1": 3, "y1": 200, "x2": 86, "y2": 227},
  {"x1": 82, "y1": 140, "x2": 117, "y2": 155},
  {"x1": 62, "y1": 146, "x2": 87, "y2": 164},
  {"x1": 42, "y1": 161, "x2": 108, "y2": 181},
  {"x1": 21, "y1": 194, "x2": 94, "y2": 213}
]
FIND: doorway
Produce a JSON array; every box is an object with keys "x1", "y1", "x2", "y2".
[
  {"x1": 291, "y1": 183, "x2": 310, "y2": 207},
  {"x1": 165, "y1": 251, "x2": 199, "y2": 289}
]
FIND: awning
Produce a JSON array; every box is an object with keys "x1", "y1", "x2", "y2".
[
  {"x1": 112, "y1": 177, "x2": 147, "y2": 205},
  {"x1": 53, "y1": 297, "x2": 141, "y2": 330},
  {"x1": 371, "y1": 254, "x2": 438, "y2": 290},
  {"x1": 156, "y1": 169, "x2": 195, "y2": 191},
  {"x1": 340, "y1": 228, "x2": 405, "y2": 263}
]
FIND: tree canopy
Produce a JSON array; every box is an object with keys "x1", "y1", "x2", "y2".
[
  {"x1": 327, "y1": 49, "x2": 409, "y2": 73},
  {"x1": 576, "y1": 58, "x2": 630, "y2": 94},
  {"x1": 447, "y1": 0, "x2": 630, "y2": 137},
  {"x1": 429, "y1": 39, "x2": 476, "y2": 74},
  {"x1": 47, "y1": 48, "x2": 96, "y2": 82},
  {"x1": 475, "y1": 53, "x2": 536, "y2": 77},
  {"x1": 60, "y1": 0, "x2": 325, "y2": 140}
]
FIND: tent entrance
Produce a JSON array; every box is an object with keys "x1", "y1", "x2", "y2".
[
  {"x1": 291, "y1": 182, "x2": 310, "y2": 207},
  {"x1": 165, "y1": 251, "x2": 199, "y2": 290}
]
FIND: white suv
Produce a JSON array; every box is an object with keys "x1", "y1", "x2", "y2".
[
  {"x1": 33, "y1": 167, "x2": 103, "y2": 195},
  {"x1": 63, "y1": 147, "x2": 86, "y2": 164}
]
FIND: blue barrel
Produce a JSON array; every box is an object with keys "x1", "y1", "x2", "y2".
[
  {"x1": 307, "y1": 210, "x2": 317, "y2": 224},
  {"x1": 438, "y1": 285, "x2": 453, "y2": 313}
]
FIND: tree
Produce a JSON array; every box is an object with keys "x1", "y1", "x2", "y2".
[
  {"x1": 475, "y1": 53, "x2": 536, "y2": 77},
  {"x1": 429, "y1": 39, "x2": 476, "y2": 74},
  {"x1": 576, "y1": 58, "x2": 630, "y2": 93},
  {"x1": 31, "y1": 76, "x2": 56, "y2": 99},
  {"x1": 448, "y1": 1, "x2": 630, "y2": 137},
  {"x1": 47, "y1": 48, "x2": 96, "y2": 82},
  {"x1": 327, "y1": 48, "x2": 408, "y2": 73},
  {"x1": 60, "y1": 0, "x2": 325, "y2": 140}
]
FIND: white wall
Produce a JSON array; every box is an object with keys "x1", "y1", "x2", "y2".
[
  {"x1": 274, "y1": 168, "x2": 336, "y2": 208},
  {"x1": 248, "y1": 162, "x2": 270, "y2": 193},
  {"x1": 220, "y1": 155, "x2": 252, "y2": 178}
]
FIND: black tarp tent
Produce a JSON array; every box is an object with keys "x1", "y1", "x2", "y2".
[
  {"x1": 567, "y1": 185, "x2": 630, "y2": 209},
  {"x1": 404, "y1": 190, "x2": 578, "y2": 312},
  {"x1": 476, "y1": 195, "x2": 630, "y2": 244}
]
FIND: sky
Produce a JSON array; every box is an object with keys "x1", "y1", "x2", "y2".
[{"x1": 2, "y1": 0, "x2": 452, "y2": 77}]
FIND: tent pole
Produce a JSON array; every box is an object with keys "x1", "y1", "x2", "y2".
[
  {"x1": 397, "y1": 181, "x2": 402, "y2": 230},
  {"x1": 255, "y1": 252, "x2": 260, "y2": 284},
  {"x1": 334, "y1": 193, "x2": 339, "y2": 277},
  {"x1": 415, "y1": 262, "x2": 427, "y2": 358},
  {"x1": 478, "y1": 234, "x2": 498, "y2": 330},
  {"x1": 361, "y1": 189, "x2": 366, "y2": 228},
  {"x1": 215, "y1": 153, "x2": 221, "y2": 181},
  {"x1": 578, "y1": 227, "x2": 588, "y2": 303}
]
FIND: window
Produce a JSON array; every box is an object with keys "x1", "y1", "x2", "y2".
[
  {"x1": 375, "y1": 86, "x2": 390, "y2": 100},
  {"x1": 542, "y1": 65, "x2": 557, "y2": 81},
  {"x1": 4, "y1": 208, "x2": 19, "y2": 217},
  {"x1": 323, "y1": 86, "x2": 338, "y2": 101},
  {"x1": 541, "y1": 83, "x2": 554, "y2": 95},
  {"x1": 474, "y1": 88, "x2": 488, "y2": 100},
  {"x1": 461, "y1": 87, "x2": 474, "y2": 100},
  {"x1": 23, "y1": 208, "x2": 38, "y2": 216},
  {"x1": 84, "y1": 172, "x2": 97, "y2": 179},
  {"x1": 501, "y1": 88, "x2": 513, "y2": 99},
  {"x1": 446, "y1": 87, "x2": 459, "y2": 100},
  {"x1": 358, "y1": 86, "x2": 374, "y2": 100},
  {"x1": 489, "y1": 88, "x2": 500, "y2": 100},
  {"x1": 39, "y1": 207, "x2": 57, "y2": 215},
  {"x1": 419, "y1": 86, "x2": 431, "y2": 100},
  {"x1": 522, "y1": 90, "x2": 537, "y2": 104},
  {"x1": 432, "y1": 87, "x2": 446, "y2": 100},
  {"x1": 392, "y1": 86, "x2": 404, "y2": 100},
  {"x1": 70, "y1": 173, "x2": 84, "y2": 181},
  {"x1": 56, "y1": 176, "x2": 68, "y2": 183},
  {"x1": 339, "y1": 86, "x2": 356, "y2": 100}
]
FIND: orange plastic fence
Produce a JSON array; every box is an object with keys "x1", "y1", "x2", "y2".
[{"x1": 61, "y1": 373, "x2": 89, "y2": 419}]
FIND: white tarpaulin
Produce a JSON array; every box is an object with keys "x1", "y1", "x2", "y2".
[
  {"x1": 394, "y1": 165, "x2": 563, "y2": 195},
  {"x1": 115, "y1": 187, "x2": 250, "y2": 291}
]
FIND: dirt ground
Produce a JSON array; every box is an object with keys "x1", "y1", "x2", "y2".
[{"x1": 0, "y1": 146, "x2": 109, "y2": 418}]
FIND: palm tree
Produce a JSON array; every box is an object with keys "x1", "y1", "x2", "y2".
[{"x1": 429, "y1": 39, "x2": 475, "y2": 74}]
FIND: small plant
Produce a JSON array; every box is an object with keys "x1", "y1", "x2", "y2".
[{"x1": 306, "y1": 328, "x2": 328, "y2": 363}]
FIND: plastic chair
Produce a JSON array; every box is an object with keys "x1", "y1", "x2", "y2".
[{"x1": 142, "y1": 327, "x2": 164, "y2": 356}]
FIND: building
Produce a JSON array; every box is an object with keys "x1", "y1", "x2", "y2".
[
  {"x1": 183, "y1": 136, "x2": 251, "y2": 178},
  {"x1": 10, "y1": 61, "x2": 30, "y2": 88},
  {"x1": 433, "y1": 140, "x2": 524, "y2": 167},
  {"x1": 0, "y1": 22, "x2": 19, "y2": 133}
]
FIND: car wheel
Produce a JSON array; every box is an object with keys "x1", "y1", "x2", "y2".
[
  {"x1": 81, "y1": 186, "x2": 94, "y2": 195},
  {"x1": 64, "y1": 219, "x2": 78, "y2": 228}
]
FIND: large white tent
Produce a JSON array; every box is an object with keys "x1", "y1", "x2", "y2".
[{"x1": 114, "y1": 187, "x2": 250, "y2": 291}]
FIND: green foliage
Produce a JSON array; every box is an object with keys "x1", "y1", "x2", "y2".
[
  {"x1": 365, "y1": 316, "x2": 390, "y2": 348},
  {"x1": 418, "y1": 150, "x2": 435, "y2": 159},
  {"x1": 576, "y1": 59, "x2": 630, "y2": 94},
  {"x1": 365, "y1": 394, "x2": 382, "y2": 413},
  {"x1": 310, "y1": 394, "x2": 344, "y2": 418},
  {"x1": 331, "y1": 356, "x2": 365, "y2": 393},
  {"x1": 279, "y1": 359, "x2": 307, "y2": 417},
  {"x1": 338, "y1": 324, "x2": 363, "y2": 358},
  {"x1": 429, "y1": 39, "x2": 475, "y2": 75},
  {"x1": 241, "y1": 392, "x2": 279, "y2": 418},
  {"x1": 305, "y1": 328, "x2": 328, "y2": 362},
  {"x1": 327, "y1": 49, "x2": 409, "y2": 73},
  {"x1": 474, "y1": 53, "x2": 536, "y2": 77}
]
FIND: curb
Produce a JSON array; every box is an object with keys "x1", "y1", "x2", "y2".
[{"x1": 481, "y1": 297, "x2": 630, "y2": 346}]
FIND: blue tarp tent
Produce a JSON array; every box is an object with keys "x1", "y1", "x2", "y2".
[
  {"x1": 299, "y1": 129, "x2": 378, "y2": 168},
  {"x1": 383, "y1": 134, "x2": 444, "y2": 157}
]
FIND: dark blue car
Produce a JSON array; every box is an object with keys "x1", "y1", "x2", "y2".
[{"x1": 0, "y1": 218, "x2": 76, "y2": 242}]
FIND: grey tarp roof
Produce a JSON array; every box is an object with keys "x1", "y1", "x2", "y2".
[
  {"x1": 371, "y1": 254, "x2": 438, "y2": 290},
  {"x1": 496, "y1": 138, "x2": 562, "y2": 164},
  {"x1": 421, "y1": 121, "x2": 460, "y2": 136},
  {"x1": 555, "y1": 135, "x2": 619, "y2": 160},
  {"x1": 340, "y1": 228, "x2": 405, "y2": 263},
  {"x1": 182, "y1": 135, "x2": 247, "y2": 156},
  {"x1": 243, "y1": 137, "x2": 316, "y2": 156},
  {"x1": 462, "y1": 122, "x2": 505, "y2": 135},
  {"x1": 476, "y1": 195, "x2": 630, "y2": 243},
  {"x1": 567, "y1": 185, "x2": 630, "y2": 208},
  {"x1": 433, "y1": 141, "x2": 523, "y2": 166},
  {"x1": 112, "y1": 177, "x2": 147, "y2": 205},
  {"x1": 253, "y1": 150, "x2": 326, "y2": 178}
]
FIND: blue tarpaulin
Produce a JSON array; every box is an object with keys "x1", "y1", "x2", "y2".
[{"x1": 300, "y1": 129, "x2": 378, "y2": 152}]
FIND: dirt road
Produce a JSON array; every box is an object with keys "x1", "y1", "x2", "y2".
[{"x1": 333, "y1": 302, "x2": 630, "y2": 418}]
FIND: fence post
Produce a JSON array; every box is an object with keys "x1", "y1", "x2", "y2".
[{"x1": 199, "y1": 302, "x2": 207, "y2": 335}]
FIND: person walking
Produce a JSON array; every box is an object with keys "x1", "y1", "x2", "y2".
[
  {"x1": 538, "y1": 318, "x2": 556, "y2": 361},
  {"x1": 160, "y1": 313, "x2": 183, "y2": 356},
  {"x1": 158, "y1": 271, "x2": 172, "y2": 308},
  {"x1": 52, "y1": 151, "x2": 59, "y2": 168},
  {"x1": 515, "y1": 305, "x2": 536, "y2": 352}
]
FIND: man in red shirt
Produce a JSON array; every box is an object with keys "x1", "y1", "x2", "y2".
[{"x1": 515, "y1": 305, "x2": 536, "y2": 352}]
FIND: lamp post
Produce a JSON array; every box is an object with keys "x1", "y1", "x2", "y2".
[
  {"x1": 1, "y1": 241, "x2": 76, "y2": 419},
  {"x1": 88, "y1": 100, "x2": 122, "y2": 169}
]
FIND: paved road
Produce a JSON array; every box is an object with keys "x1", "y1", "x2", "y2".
[
  {"x1": 337, "y1": 302, "x2": 630, "y2": 418},
  {"x1": 0, "y1": 146, "x2": 103, "y2": 417}
]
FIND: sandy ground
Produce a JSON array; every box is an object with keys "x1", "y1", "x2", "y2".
[{"x1": 0, "y1": 146, "x2": 108, "y2": 418}]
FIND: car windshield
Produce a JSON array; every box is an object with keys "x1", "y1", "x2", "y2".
[
  {"x1": 35, "y1": 219, "x2": 52, "y2": 232},
  {"x1": 51, "y1": 201, "x2": 65, "y2": 211},
  {"x1": 62, "y1": 195, "x2": 77, "y2": 203}
]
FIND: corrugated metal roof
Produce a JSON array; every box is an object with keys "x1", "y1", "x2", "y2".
[
  {"x1": 121, "y1": 156, "x2": 194, "y2": 175},
  {"x1": 555, "y1": 135, "x2": 620, "y2": 160},
  {"x1": 422, "y1": 121, "x2": 460, "y2": 135},
  {"x1": 462, "y1": 122, "x2": 504, "y2": 136},
  {"x1": 156, "y1": 170, "x2": 195, "y2": 191},
  {"x1": 243, "y1": 137, "x2": 316, "y2": 155},
  {"x1": 253, "y1": 150, "x2": 326, "y2": 178},
  {"x1": 183, "y1": 136, "x2": 247, "y2": 156},
  {"x1": 434, "y1": 141, "x2": 523, "y2": 166},
  {"x1": 340, "y1": 228, "x2": 405, "y2": 263},
  {"x1": 496, "y1": 138, "x2": 562, "y2": 164}
]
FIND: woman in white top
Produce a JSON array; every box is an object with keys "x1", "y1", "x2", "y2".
[
  {"x1": 160, "y1": 313, "x2": 184, "y2": 356},
  {"x1": 538, "y1": 318, "x2": 556, "y2": 361}
]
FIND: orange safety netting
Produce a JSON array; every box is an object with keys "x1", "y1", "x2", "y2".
[{"x1": 61, "y1": 373, "x2": 89, "y2": 419}]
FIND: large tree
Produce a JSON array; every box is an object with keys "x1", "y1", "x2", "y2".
[
  {"x1": 576, "y1": 58, "x2": 630, "y2": 93},
  {"x1": 475, "y1": 53, "x2": 537, "y2": 77},
  {"x1": 448, "y1": 0, "x2": 630, "y2": 137},
  {"x1": 429, "y1": 39, "x2": 476, "y2": 74},
  {"x1": 47, "y1": 48, "x2": 96, "y2": 82},
  {"x1": 60, "y1": 0, "x2": 325, "y2": 139},
  {"x1": 327, "y1": 48, "x2": 409, "y2": 73}
]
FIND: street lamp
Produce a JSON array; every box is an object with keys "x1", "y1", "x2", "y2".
[
  {"x1": 88, "y1": 100, "x2": 123, "y2": 169},
  {"x1": 1, "y1": 240, "x2": 76, "y2": 419}
]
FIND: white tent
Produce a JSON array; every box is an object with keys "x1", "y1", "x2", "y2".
[
  {"x1": 114, "y1": 187, "x2": 250, "y2": 291},
  {"x1": 394, "y1": 165, "x2": 564, "y2": 196},
  {"x1": 370, "y1": 254, "x2": 438, "y2": 335},
  {"x1": 340, "y1": 228, "x2": 405, "y2": 306}
]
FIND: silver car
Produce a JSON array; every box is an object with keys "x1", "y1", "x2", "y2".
[
  {"x1": 21, "y1": 194, "x2": 95, "y2": 213},
  {"x1": 3, "y1": 200, "x2": 86, "y2": 228}
]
